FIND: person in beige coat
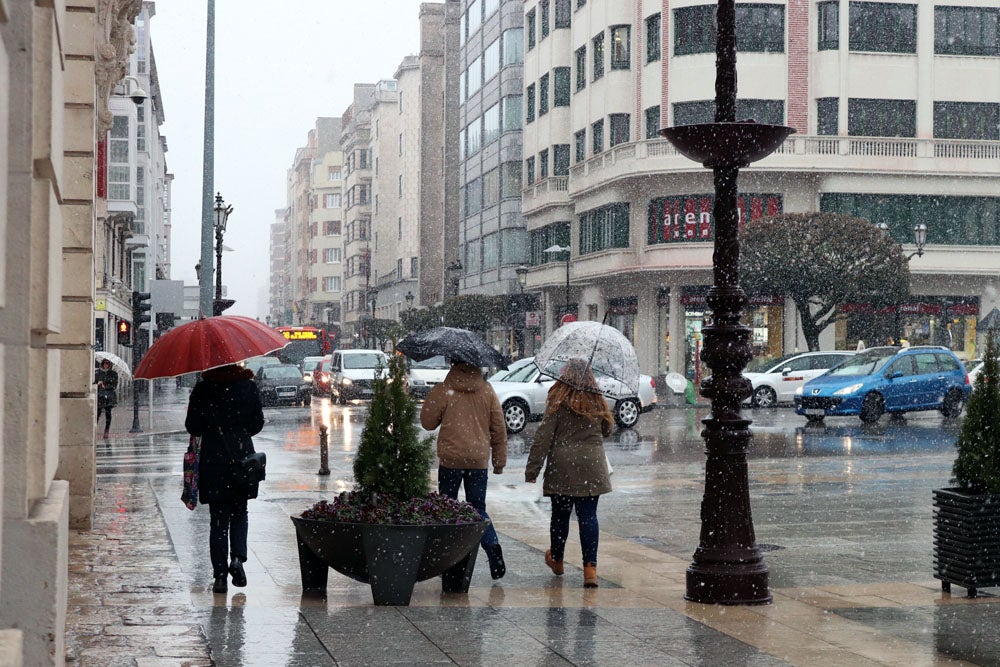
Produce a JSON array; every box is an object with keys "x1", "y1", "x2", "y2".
[
  {"x1": 526, "y1": 358, "x2": 614, "y2": 587},
  {"x1": 421, "y1": 359, "x2": 508, "y2": 579}
]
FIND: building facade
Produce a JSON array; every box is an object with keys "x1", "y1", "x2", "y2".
[
  {"x1": 311, "y1": 145, "x2": 345, "y2": 334},
  {"x1": 521, "y1": 0, "x2": 1000, "y2": 380}
]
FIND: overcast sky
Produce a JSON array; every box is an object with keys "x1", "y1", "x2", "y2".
[{"x1": 153, "y1": 0, "x2": 431, "y2": 319}]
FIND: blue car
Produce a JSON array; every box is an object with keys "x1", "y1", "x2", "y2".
[{"x1": 794, "y1": 346, "x2": 971, "y2": 423}]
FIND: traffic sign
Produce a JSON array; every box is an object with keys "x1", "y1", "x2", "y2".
[{"x1": 560, "y1": 313, "x2": 578, "y2": 326}]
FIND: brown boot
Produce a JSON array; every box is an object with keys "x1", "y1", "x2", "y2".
[
  {"x1": 583, "y1": 562, "x2": 598, "y2": 588},
  {"x1": 545, "y1": 549, "x2": 564, "y2": 575}
]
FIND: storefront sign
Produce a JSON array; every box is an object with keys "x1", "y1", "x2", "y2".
[
  {"x1": 524, "y1": 311, "x2": 541, "y2": 327},
  {"x1": 647, "y1": 194, "x2": 783, "y2": 244},
  {"x1": 680, "y1": 291, "x2": 785, "y2": 307}
]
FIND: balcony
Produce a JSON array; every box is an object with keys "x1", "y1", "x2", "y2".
[
  {"x1": 520, "y1": 176, "x2": 569, "y2": 214},
  {"x1": 555, "y1": 136, "x2": 1000, "y2": 199}
]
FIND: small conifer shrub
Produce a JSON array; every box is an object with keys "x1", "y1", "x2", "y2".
[{"x1": 952, "y1": 334, "x2": 1000, "y2": 494}]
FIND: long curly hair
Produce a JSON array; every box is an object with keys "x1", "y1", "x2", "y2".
[{"x1": 545, "y1": 358, "x2": 614, "y2": 426}]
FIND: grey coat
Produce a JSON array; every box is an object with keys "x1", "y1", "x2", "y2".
[{"x1": 525, "y1": 405, "x2": 613, "y2": 497}]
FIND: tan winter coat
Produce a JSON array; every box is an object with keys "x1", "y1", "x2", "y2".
[
  {"x1": 420, "y1": 363, "x2": 507, "y2": 471},
  {"x1": 525, "y1": 405, "x2": 613, "y2": 497}
]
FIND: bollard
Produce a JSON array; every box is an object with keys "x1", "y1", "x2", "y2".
[{"x1": 318, "y1": 424, "x2": 330, "y2": 476}]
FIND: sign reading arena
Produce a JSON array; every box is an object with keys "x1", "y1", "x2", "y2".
[{"x1": 647, "y1": 193, "x2": 782, "y2": 244}]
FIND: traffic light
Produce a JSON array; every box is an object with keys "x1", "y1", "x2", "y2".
[
  {"x1": 117, "y1": 320, "x2": 132, "y2": 346},
  {"x1": 132, "y1": 291, "x2": 151, "y2": 328}
]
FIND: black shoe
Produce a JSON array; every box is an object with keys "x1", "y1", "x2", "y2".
[
  {"x1": 212, "y1": 575, "x2": 228, "y2": 594},
  {"x1": 229, "y1": 557, "x2": 247, "y2": 588},
  {"x1": 486, "y1": 543, "x2": 506, "y2": 580}
]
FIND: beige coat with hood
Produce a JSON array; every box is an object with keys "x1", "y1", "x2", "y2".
[{"x1": 420, "y1": 362, "x2": 508, "y2": 471}]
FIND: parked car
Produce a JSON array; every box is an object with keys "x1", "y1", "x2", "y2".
[
  {"x1": 300, "y1": 355, "x2": 327, "y2": 384},
  {"x1": 488, "y1": 356, "x2": 657, "y2": 433},
  {"x1": 965, "y1": 358, "x2": 984, "y2": 385},
  {"x1": 311, "y1": 358, "x2": 334, "y2": 397},
  {"x1": 794, "y1": 346, "x2": 971, "y2": 423},
  {"x1": 744, "y1": 351, "x2": 856, "y2": 408},
  {"x1": 242, "y1": 354, "x2": 283, "y2": 376},
  {"x1": 329, "y1": 349, "x2": 390, "y2": 403},
  {"x1": 407, "y1": 355, "x2": 452, "y2": 399},
  {"x1": 254, "y1": 364, "x2": 312, "y2": 407}
]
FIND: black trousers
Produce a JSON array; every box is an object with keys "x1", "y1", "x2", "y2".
[{"x1": 209, "y1": 498, "x2": 248, "y2": 578}]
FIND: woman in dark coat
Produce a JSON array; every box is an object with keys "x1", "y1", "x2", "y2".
[
  {"x1": 185, "y1": 364, "x2": 265, "y2": 594},
  {"x1": 94, "y1": 359, "x2": 119, "y2": 438}
]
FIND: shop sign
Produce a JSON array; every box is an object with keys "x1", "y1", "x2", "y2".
[
  {"x1": 524, "y1": 311, "x2": 541, "y2": 327},
  {"x1": 647, "y1": 193, "x2": 783, "y2": 244},
  {"x1": 680, "y1": 291, "x2": 784, "y2": 307}
]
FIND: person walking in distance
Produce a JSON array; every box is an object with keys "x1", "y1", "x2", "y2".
[
  {"x1": 420, "y1": 358, "x2": 508, "y2": 580},
  {"x1": 526, "y1": 358, "x2": 614, "y2": 588},
  {"x1": 185, "y1": 364, "x2": 265, "y2": 594},
  {"x1": 94, "y1": 359, "x2": 119, "y2": 439}
]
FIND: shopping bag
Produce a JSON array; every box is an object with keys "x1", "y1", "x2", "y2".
[{"x1": 181, "y1": 435, "x2": 201, "y2": 510}]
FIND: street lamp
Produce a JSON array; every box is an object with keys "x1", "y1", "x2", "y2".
[
  {"x1": 659, "y1": 0, "x2": 795, "y2": 604},
  {"x1": 515, "y1": 265, "x2": 529, "y2": 293},
  {"x1": 543, "y1": 245, "x2": 570, "y2": 315},
  {"x1": 405, "y1": 291, "x2": 415, "y2": 310},
  {"x1": 877, "y1": 222, "x2": 937, "y2": 344},
  {"x1": 212, "y1": 192, "x2": 234, "y2": 316},
  {"x1": 515, "y1": 265, "x2": 530, "y2": 358}
]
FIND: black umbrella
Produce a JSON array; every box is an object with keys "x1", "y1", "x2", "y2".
[{"x1": 397, "y1": 327, "x2": 507, "y2": 369}]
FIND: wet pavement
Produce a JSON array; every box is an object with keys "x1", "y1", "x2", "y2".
[{"x1": 67, "y1": 385, "x2": 1000, "y2": 665}]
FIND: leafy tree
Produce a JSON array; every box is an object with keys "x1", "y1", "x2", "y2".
[
  {"x1": 952, "y1": 334, "x2": 1000, "y2": 494},
  {"x1": 441, "y1": 294, "x2": 509, "y2": 331},
  {"x1": 740, "y1": 213, "x2": 910, "y2": 351},
  {"x1": 352, "y1": 354, "x2": 434, "y2": 499},
  {"x1": 367, "y1": 318, "x2": 405, "y2": 348}
]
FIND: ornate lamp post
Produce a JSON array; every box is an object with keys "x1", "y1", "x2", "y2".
[
  {"x1": 659, "y1": 0, "x2": 794, "y2": 605},
  {"x1": 543, "y1": 244, "x2": 571, "y2": 318},
  {"x1": 405, "y1": 291, "x2": 415, "y2": 310},
  {"x1": 515, "y1": 265, "x2": 530, "y2": 357},
  {"x1": 212, "y1": 193, "x2": 234, "y2": 316},
  {"x1": 877, "y1": 222, "x2": 931, "y2": 343}
]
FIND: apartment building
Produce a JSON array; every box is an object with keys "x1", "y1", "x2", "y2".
[
  {"x1": 312, "y1": 146, "x2": 345, "y2": 330},
  {"x1": 521, "y1": 0, "x2": 1000, "y2": 379},
  {"x1": 269, "y1": 210, "x2": 290, "y2": 324},
  {"x1": 369, "y1": 78, "x2": 404, "y2": 320}
]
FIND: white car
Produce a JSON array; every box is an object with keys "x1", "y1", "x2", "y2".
[
  {"x1": 744, "y1": 351, "x2": 856, "y2": 408},
  {"x1": 488, "y1": 357, "x2": 657, "y2": 433},
  {"x1": 299, "y1": 355, "x2": 327, "y2": 384},
  {"x1": 965, "y1": 358, "x2": 983, "y2": 385},
  {"x1": 407, "y1": 355, "x2": 452, "y2": 399},
  {"x1": 328, "y1": 349, "x2": 390, "y2": 403}
]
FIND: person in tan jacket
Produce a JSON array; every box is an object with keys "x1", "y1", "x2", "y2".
[
  {"x1": 421, "y1": 359, "x2": 508, "y2": 579},
  {"x1": 526, "y1": 358, "x2": 614, "y2": 588}
]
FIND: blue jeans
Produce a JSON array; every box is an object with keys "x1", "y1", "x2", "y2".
[
  {"x1": 437, "y1": 466, "x2": 499, "y2": 550},
  {"x1": 550, "y1": 495, "x2": 600, "y2": 565},
  {"x1": 209, "y1": 498, "x2": 248, "y2": 578}
]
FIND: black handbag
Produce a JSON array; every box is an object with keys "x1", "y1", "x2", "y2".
[{"x1": 241, "y1": 451, "x2": 266, "y2": 484}]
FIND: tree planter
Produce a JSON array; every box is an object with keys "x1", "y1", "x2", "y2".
[
  {"x1": 932, "y1": 487, "x2": 1000, "y2": 597},
  {"x1": 290, "y1": 516, "x2": 488, "y2": 605}
]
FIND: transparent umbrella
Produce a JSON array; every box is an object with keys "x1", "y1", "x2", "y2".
[
  {"x1": 534, "y1": 321, "x2": 639, "y2": 399},
  {"x1": 94, "y1": 351, "x2": 131, "y2": 380}
]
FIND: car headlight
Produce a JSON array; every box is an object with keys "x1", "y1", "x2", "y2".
[
  {"x1": 834, "y1": 383, "x2": 864, "y2": 395},
  {"x1": 341, "y1": 377, "x2": 353, "y2": 386},
  {"x1": 795, "y1": 386, "x2": 804, "y2": 395},
  {"x1": 303, "y1": 376, "x2": 313, "y2": 382}
]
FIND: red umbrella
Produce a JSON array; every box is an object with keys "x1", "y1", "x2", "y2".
[{"x1": 134, "y1": 315, "x2": 288, "y2": 379}]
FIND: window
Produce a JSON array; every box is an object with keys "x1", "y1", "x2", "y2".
[
  {"x1": 483, "y1": 103, "x2": 501, "y2": 144},
  {"x1": 530, "y1": 222, "x2": 571, "y2": 264},
  {"x1": 484, "y1": 39, "x2": 500, "y2": 81},
  {"x1": 483, "y1": 233, "x2": 499, "y2": 270},
  {"x1": 539, "y1": 148, "x2": 549, "y2": 179},
  {"x1": 935, "y1": 6, "x2": 1000, "y2": 56},
  {"x1": 610, "y1": 25, "x2": 631, "y2": 69},
  {"x1": 553, "y1": 67, "x2": 571, "y2": 106},
  {"x1": 526, "y1": 156, "x2": 536, "y2": 184},
  {"x1": 575, "y1": 46, "x2": 587, "y2": 90},
  {"x1": 328, "y1": 167, "x2": 341, "y2": 180},
  {"x1": 398, "y1": 216, "x2": 402, "y2": 239},
  {"x1": 592, "y1": 119, "x2": 604, "y2": 153},
  {"x1": 108, "y1": 115, "x2": 130, "y2": 201},
  {"x1": 501, "y1": 95, "x2": 522, "y2": 130},
  {"x1": 540, "y1": 0, "x2": 550, "y2": 37},
  {"x1": 411, "y1": 257, "x2": 419, "y2": 278},
  {"x1": 323, "y1": 276, "x2": 342, "y2": 292},
  {"x1": 466, "y1": 239, "x2": 481, "y2": 272},
  {"x1": 468, "y1": 56, "x2": 482, "y2": 94},
  {"x1": 818, "y1": 1, "x2": 839, "y2": 49},
  {"x1": 593, "y1": 32, "x2": 605, "y2": 79},
  {"x1": 539, "y1": 74, "x2": 550, "y2": 117},
  {"x1": 465, "y1": 177, "x2": 483, "y2": 215},
  {"x1": 850, "y1": 2, "x2": 916, "y2": 53},
  {"x1": 848, "y1": 98, "x2": 916, "y2": 137},
  {"x1": 527, "y1": 9, "x2": 536, "y2": 49},
  {"x1": 466, "y1": 116, "x2": 482, "y2": 154},
  {"x1": 673, "y1": 99, "x2": 785, "y2": 125},
  {"x1": 609, "y1": 113, "x2": 631, "y2": 146},
  {"x1": 398, "y1": 174, "x2": 403, "y2": 197},
  {"x1": 646, "y1": 13, "x2": 662, "y2": 62},
  {"x1": 397, "y1": 258, "x2": 403, "y2": 280},
  {"x1": 934, "y1": 102, "x2": 1000, "y2": 140},
  {"x1": 555, "y1": 0, "x2": 571, "y2": 28},
  {"x1": 574, "y1": 128, "x2": 587, "y2": 162},
  {"x1": 501, "y1": 161, "x2": 522, "y2": 197},
  {"x1": 645, "y1": 105, "x2": 661, "y2": 139},
  {"x1": 526, "y1": 83, "x2": 536, "y2": 122},
  {"x1": 323, "y1": 248, "x2": 342, "y2": 263},
  {"x1": 817, "y1": 98, "x2": 839, "y2": 135},
  {"x1": 579, "y1": 203, "x2": 630, "y2": 254},
  {"x1": 577, "y1": 0, "x2": 586, "y2": 8},
  {"x1": 323, "y1": 220, "x2": 341, "y2": 236},
  {"x1": 501, "y1": 228, "x2": 530, "y2": 266},
  {"x1": 483, "y1": 0, "x2": 498, "y2": 20},
  {"x1": 324, "y1": 193, "x2": 341, "y2": 208},
  {"x1": 553, "y1": 144, "x2": 570, "y2": 176},
  {"x1": 468, "y1": 0, "x2": 481, "y2": 34},
  {"x1": 675, "y1": 4, "x2": 785, "y2": 55},
  {"x1": 503, "y1": 28, "x2": 524, "y2": 64},
  {"x1": 483, "y1": 168, "x2": 500, "y2": 207}
]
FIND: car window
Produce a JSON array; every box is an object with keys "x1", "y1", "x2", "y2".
[
  {"x1": 887, "y1": 356, "x2": 917, "y2": 377},
  {"x1": 828, "y1": 350, "x2": 895, "y2": 376},
  {"x1": 750, "y1": 354, "x2": 794, "y2": 373},
  {"x1": 490, "y1": 357, "x2": 535, "y2": 381},
  {"x1": 504, "y1": 362, "x2": 539, "y2": 383},
  {"x1": 411, "y1": 355, "x2": 450, "y2": 370},
  {"x1": 781, "y1": 356, "x2": 813, "y2": 373},
  {"x1": 263, "y1": 366, "x2": 302, "y2": 380},
  {"x1": 913, "y1": 353, "x2": 940, "y2": 374},
  {"x1": 810, "y1": 354, "x2": 848, "y2": 370},
  {"x1": 935, "y1": 353, "x2": 961, "y2": 372},
  {"x1": 343, "y1": 353, "x2": 387, "y2": 369}
]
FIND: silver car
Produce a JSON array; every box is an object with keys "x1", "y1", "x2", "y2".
[{"x1": 488, "y1": 357, "x2": 657, "y2": 434}]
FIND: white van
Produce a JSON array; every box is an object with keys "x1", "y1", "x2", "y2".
[{"x1": 329, "y1": 349, "x2": 389, "y2": 403}]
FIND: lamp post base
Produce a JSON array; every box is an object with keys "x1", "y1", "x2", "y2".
[{"x1": 685, "y1": 561, "x2": 771, "y2": 605}]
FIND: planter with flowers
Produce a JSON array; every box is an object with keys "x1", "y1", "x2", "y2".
[
  {"x1": 933, "y1": 334, "x2": 1000, "y2": 598},
  {"x1": 291, "y1": 353, "x2": 488, "y2": 605}
]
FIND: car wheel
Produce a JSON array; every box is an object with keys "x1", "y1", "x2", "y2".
[
  {"x1": 614, "y1": 398, "x2": 641, "y2": 429},
  {"x1": 941, "y1": 389, "x2": 964, "y2": 418},
  {"x1": 751, "y1": 386, "x2": 777, "y2": 408},
  {"x1": 859, "y1": 393, "x2": 884, "y2": 423},
  {"x1": 503, "y1": 399, "x2": 528, "y2": 434},
  {"x1": 805, "y1": 414, "x2": 825, "y2": 423}
]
